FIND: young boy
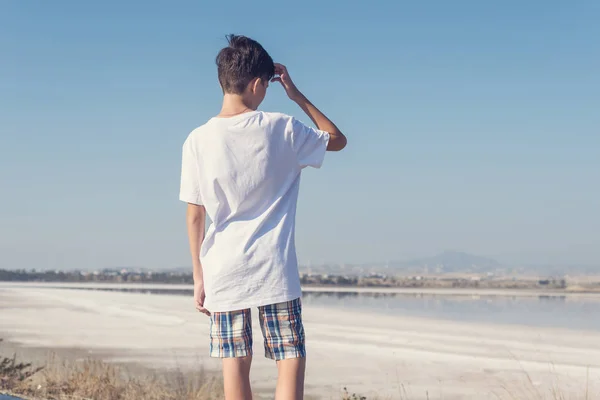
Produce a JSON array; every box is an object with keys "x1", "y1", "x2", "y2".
[{"x1": 179, "y1": 35, "x2": 346, "y2": 400}]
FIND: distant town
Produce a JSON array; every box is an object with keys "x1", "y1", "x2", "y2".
[{"x1": 1, "y1": 268, "x2": 599, "y2": 293}]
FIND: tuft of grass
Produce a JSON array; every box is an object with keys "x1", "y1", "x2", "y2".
[
  {"x1": 342, "y1": 387, "x2": 367, "y2": 400},
  {"x1": 0, "y1": 339, "x2": 44, "y2": 394}
]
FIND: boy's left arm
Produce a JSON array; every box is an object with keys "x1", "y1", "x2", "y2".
[{"x1": 186, "y1": 203, "x2": 209, "y2": 316}]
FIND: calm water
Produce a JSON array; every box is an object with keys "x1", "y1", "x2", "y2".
[{"x1": 48, "y1": 286, "x2": 600, "y2": 332}]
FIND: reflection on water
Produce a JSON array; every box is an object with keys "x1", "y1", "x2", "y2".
[{"x1": 53, "y1": 286, "x2": 600, "y2": 331}]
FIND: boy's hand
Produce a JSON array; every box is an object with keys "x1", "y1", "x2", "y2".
[
  {"x1": 194, "y1": 281, "x2": 210, "y2": 316},
  {"x1": 271, "y1": 63, "x2": 302, "y2": 102}
]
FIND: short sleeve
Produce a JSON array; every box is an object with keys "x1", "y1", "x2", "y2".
[
  {"x1": 290, "y1": 117, "x2": 330, "y2": 169},
  {"x1": 179, "y1": 139, "x2": 203, "y2": 205}
]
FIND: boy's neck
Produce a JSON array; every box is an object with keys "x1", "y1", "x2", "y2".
[{"x1": 218, "y1": 94, "x2": 255, "y2": 117}]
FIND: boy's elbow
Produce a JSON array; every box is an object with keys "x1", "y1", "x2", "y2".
[
  {"x1": 327, "y1": 133, "x2": 347, "y2": 152},
  {"x1": 186, "y1": 204, "x2": 206, "y2": 221}
]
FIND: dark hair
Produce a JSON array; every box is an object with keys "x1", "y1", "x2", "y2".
[{"x1": 216, "y1": 35, "x2": 275, "y2": 94}]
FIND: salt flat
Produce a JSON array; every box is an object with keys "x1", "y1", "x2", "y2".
[{"x1": 1, "y1": 286, "x2": 599, "y2": 399}]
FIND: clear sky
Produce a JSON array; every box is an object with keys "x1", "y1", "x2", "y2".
[{"x1": 1, "y1": 0, "x2": 599, "y2": 270}]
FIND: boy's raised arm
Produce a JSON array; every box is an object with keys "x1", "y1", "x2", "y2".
[{"x1": 271, "y1": 63, "x2": 347, "y2": 151}]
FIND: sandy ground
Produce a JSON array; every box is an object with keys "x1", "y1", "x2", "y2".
[{"x1": 1, "y1": 286, "x2": 600, "y2": 399}]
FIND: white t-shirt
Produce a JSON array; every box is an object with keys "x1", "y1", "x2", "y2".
[{"x1": 179, "y1": 111, "x2": 330, "y2": 312}]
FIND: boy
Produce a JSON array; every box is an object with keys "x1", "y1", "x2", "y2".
[{"x1": 179, "y1": 35, "x2": 346, "y2": 400}]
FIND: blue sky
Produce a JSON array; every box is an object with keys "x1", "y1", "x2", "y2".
[{"x1": 1, "y1": 0, "x2": 599, "y2": 270}]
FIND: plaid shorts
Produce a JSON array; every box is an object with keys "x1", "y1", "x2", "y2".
[{"x1": 209, "y1": 298, "x2": 305, "y2": 360}]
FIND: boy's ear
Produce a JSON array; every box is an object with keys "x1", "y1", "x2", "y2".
[{"x1": 251, "y1": 77, "x2": 261, "y2": 94}]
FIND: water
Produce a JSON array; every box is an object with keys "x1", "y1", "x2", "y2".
[
  {"x1": 49, "y1": 285, "x2": 600, "y2": 332},
  {"x1": 302, "y1": 291, "x2": 600, "y2": 331}
]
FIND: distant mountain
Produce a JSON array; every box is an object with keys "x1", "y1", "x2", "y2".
[{"x1": 390, "y1": 251, "x2": 501, "y2": 272}]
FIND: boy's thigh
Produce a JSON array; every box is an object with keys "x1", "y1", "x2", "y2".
[
  {"x1": 209, "y1": 308, "x2": 253, "y2": 358},
  {"x1": 258, "y1": 298, "x2": 305, "y2": 360}
]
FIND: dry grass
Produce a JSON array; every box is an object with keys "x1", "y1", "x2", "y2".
[
  {"x1": 341, "y1": 387, "x2": 367, "y2": 400},
  {"x1": 1, "y1": 339, "x2": 44, "y2": 395},
  {"x1": 1, "y1": 339, "x2": 223, "y2": 400}
]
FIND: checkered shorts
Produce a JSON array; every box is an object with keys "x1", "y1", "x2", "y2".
[{"x1": 209, "y1": 298, "x2": 305, "y2": 360}]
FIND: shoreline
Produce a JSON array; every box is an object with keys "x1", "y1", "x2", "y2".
[{"x1": 2, "y1": 281, "x2": 600, "y2": 298}]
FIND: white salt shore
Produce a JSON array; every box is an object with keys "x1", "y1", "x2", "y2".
[{"x1": 1, "y1": 285, "x2": 599, "y2": 399}]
